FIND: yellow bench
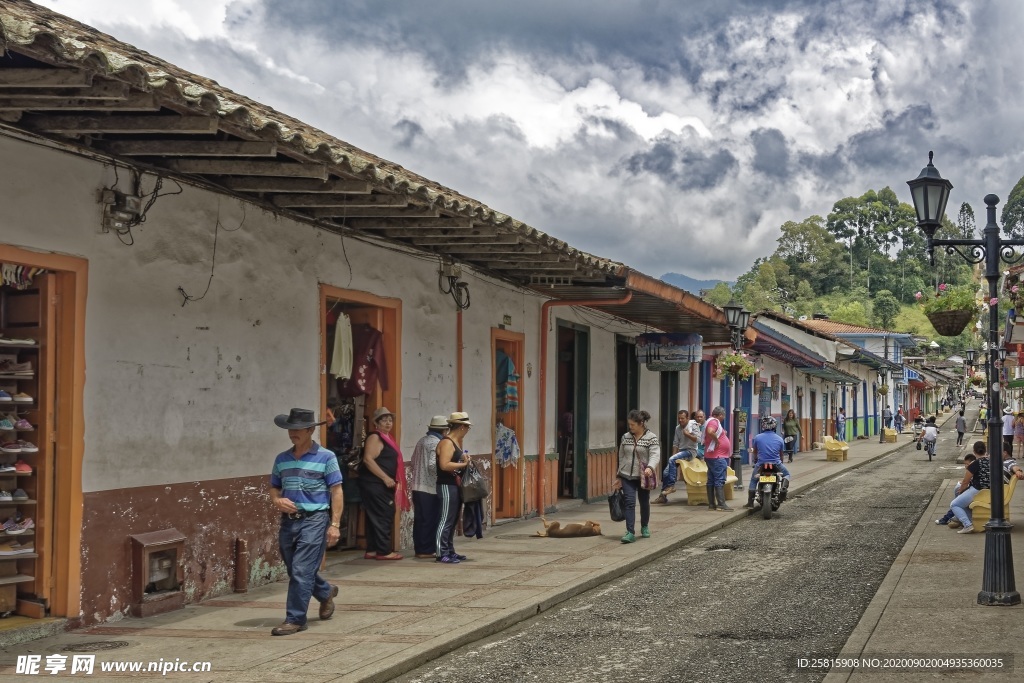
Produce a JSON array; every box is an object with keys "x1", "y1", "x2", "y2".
[
  {"x1": 823, "y1": 435, "x2": 849, "y2": 462},
  {"x1": 678, "y1": 458, "x2": 738, "y2": 504},
  {"x1": 968, "y1": 476, "x2": 1019, "y2": 529}
]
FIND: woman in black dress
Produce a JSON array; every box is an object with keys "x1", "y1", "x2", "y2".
[{"x1": 358, "y1": 406, "x2": 405, "y2": 560}]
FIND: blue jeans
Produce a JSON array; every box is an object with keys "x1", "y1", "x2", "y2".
[
  {"x1": 706, "y1": 457, "x2": 728, "y2": 487},
  {"x1": 279, "y1": 510, "x2": 333, "y2": 626},
  {"x1": 950, "y1": 486, "x2": 981, "y2": 527},
  {"x1": 618, "y1": 477, "x2": 650, "y2": 534},
  {"x1": 747, "y1": 462, "x2": 791, "y2": 490},
  {"x1": 661, "y1": 450, "x2": 694, "y2": 488}
]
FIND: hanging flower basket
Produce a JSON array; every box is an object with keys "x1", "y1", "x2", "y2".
[
  {"x1": 714, "y1": 351, "x2": 756, "y2": 382},
  {"x1": 925, "y1": 309, "x2": 975, "y2": 336},
  {"x1": 875, "y1": 384, "x2": 889, "y2": 396},
  {"x1": 970, "y1": 372, "x2": 986, "y2": 386}
]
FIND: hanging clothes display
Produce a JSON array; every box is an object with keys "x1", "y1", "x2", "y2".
[
  {"x1": 0, "y1": 264, "x2": 44, "y2": 291},
  {"x1": 337, "y1": 323, "x2": 389, "y2": 397},
  {"x1": 329, "y1": 312, "x2": 353, "y2": 379},
  {"x1": 495, "y1": 422, "x2": 521, "y2": 468},
  {"x1": 495, "y1": 350, "x2": 519, "y2": 413}
]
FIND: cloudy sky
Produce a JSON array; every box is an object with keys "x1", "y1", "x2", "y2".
[{"x1": 36, "y1": 0, "x2": 1024, "y2": 280}]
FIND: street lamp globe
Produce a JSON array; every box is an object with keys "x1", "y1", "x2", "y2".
[
  {"x1": 737, "y1": 307, "x2": 752, "y2": 333},
  {"x1": 723, "y1": 299, "x2": 743, "y2": 329},
  {"x1": 907, "y1": 151, "x2": 954, "y2": 239},
  {"x1": 966, "y1": 348, "x2": 976, "y2": 365}
]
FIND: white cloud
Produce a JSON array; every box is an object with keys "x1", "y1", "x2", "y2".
[{"x1": 29, "y1": 0, "x2": 1024, "y2": 281}]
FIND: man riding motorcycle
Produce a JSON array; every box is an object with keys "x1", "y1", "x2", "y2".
[{"x1": 744, "y1": 416, "x2": 793, "y2": 509}]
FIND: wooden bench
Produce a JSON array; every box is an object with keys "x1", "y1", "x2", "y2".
[
  {"x1": 678, "y1": 458, "x2": 738, "y2": 504},
  {"x1": 823, "y1": 435, "x2": 849, "y2": 462},
  {"x1": 968, "y1": 476, "x2": 1019, "y2": 529}
]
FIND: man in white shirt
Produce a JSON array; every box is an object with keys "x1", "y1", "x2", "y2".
[{"x1": 1002, "y1": 407, "x2": 1016, "y2": 455}]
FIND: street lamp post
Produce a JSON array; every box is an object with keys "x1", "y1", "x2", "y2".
[
  {"x1": 723, "y1": 300, "x2": 752, "y2": 489},
  {"x1": 966, "y1": 348, "x2": 977, "y2": 406},
  {"x1": 907, "y1": 152, "x2": 1021, "y2": 606},
  {"x1": 878, "y1": 370, "x2": 887, "y2": 444}
]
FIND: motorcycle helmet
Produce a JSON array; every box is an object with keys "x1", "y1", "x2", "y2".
[{"x1": 760, "y1": 416, "x2": 777, "y2": 432}]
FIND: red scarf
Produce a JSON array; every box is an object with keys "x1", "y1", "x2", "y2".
[{"x1": 377, "y1": 431, "x2": 410, "y2": 511}]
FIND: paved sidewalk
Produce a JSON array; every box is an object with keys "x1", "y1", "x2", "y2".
[
  {"x1": 0, "y1": 415, "x2": 976, "y2": 682},
  {"x1": 825, "y1": 438, "x2": 1024, "y2": 681}
]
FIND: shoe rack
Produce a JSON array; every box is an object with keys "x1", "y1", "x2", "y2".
[{"x1": 0, "y1": 273, "x2": 53, "y2": 618}]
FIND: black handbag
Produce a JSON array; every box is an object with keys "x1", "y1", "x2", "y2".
[
  {"x1": 608, "y1": 488, "x2": 626, "y2": 521},
  {"x1": 916, "y1": 440, "x2": 922, "y2": 451}
]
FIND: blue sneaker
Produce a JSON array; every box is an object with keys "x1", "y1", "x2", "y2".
[
  {"x1": 437, "y1": 555, "x2": 461, "y2": 564},
  {"x1": 448, "y1": 552, "x2": 467, "y2": 561},
  {"x1": 0, "y1": 390, "x2": 12, "y2": 402}
]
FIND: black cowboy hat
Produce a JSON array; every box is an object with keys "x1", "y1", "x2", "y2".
[{"x1": 274, "y1": 408, "x2": 325, "y2": 430}]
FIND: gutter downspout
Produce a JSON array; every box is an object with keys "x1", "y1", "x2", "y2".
[
  {"x1": 537, "y1": 292, "x2": 632, "y2": 515},
  {"x1": 457, "y1": 309, "x2": 463, "y2": 411}
]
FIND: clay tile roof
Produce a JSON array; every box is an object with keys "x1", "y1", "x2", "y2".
[{"x1": 801, "y1": 319, "x2": 903, "y2": 336}]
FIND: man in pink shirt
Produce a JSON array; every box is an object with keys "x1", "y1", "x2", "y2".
[{"x1": 703, "y1": 406, "x2": 732, "y2": 511}]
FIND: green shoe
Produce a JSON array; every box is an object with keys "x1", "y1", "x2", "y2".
[
  {"x1": 621, "y1": 532, "x2": 636, "y2": 544},
  {"x1": 640, "y1": 526, "x2": 651, "y2": 538}
]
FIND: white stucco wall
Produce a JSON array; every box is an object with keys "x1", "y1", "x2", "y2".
[{"x1": 0, "y1": 134, "x2": 559, "y2": 491}]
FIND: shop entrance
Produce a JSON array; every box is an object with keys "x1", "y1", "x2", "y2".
[
  {"x1": 0, "y1": 245, "x2": 86, "y2": 623},
  {"x1": 492, "y1": 330, "x2": 525, "y2": 518},
  {"x1": 319, "y1": 286, "x2": 400, "y2": 550},
  {"x1": 615, "y1": 336, "x2": 639, "y2": 440},
  {"x1": 555, "y1": 322, "x2": 589, "y2": 499}
]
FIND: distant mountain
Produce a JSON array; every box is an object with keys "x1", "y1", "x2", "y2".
[{"x1": 660, "y1": 272, "x2": 732, "y2": 294}]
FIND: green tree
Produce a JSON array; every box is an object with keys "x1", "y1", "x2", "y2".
[
  {"x1": 703, "y1": 282, "x2": 733, "y2": 307},
  {"x1": 735, "y1": 260, "x2": 782, "y2": 313},
  {"x1": 1001, "y1": 174, "x2": 1024, "y2": 239},
  {"x1": 829, "y1": 300, "x2": 869, "y2": 327},
  {"x1": 957, "y1": 202, "x2": 976, "y2": 239},
  {"x1": 872, "y1": 289, "x2": 901, "y2": 330}
]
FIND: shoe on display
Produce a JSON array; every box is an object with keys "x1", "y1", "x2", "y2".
[
  {"x1": 16, "y1": 441, "x2": 37, "y2": 453},
  {"x1": 0, "y1": 518, "x2": 17, "y2": 531},
  {"x1": 11, "y1": 489, "x2": 27, "y2": 501},
  {"x1": 12, "y1": 393, "x2": 32, "y2": 403},
  {"x1": 13, "y1": 460, "x2": 31, "y2": 473},
  {"x1": 13, "y1": 419, "x2": 32, "y2": 431},
  {"x1": 0, "y1": 464, "x2": 15, "y2": 472},
  {"x1": 0, "y1": 336, "x2": 35, "y2": 345},
  {"x1": 0, "y1": 491, "x2": 11, "y2": 502},
  {"x1": 0, "y1": 391, "x2": 11, "y2": 402},
  {"x1": 0, "y1": 443, "x2": 19, "y2": 454},
  {"x1": 6, "y1": 518, "x2": 32, "y2": 535},
  {"x1": 0, "y1": 418, "x2": 14, "y2": 431}
]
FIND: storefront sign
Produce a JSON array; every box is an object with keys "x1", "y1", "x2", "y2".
[{"x1": 635, "y1": 332, "x2": 702, "y2": 372}]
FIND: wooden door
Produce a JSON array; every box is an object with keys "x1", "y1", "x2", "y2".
[{"x1": 492, "y1": 331, "x2": 524, "y2": 519}]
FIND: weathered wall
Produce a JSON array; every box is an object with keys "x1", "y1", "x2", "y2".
[{"x1": 1, "y1": 134, "x2": 682, "y2": 622}]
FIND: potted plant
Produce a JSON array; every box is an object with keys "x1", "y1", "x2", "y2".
[
  {"x1": 875, "y1": 384, "x2": 889, "y2": 396},
  {"x1": 715, "y1": 350, "x2": 756, "y2": 383},
  {"x1": 970, "y1": 372, "x2": 986, "y2": 386},
  {"x1": 915, "y1": 284, "x2": 979, "y2": 336}
]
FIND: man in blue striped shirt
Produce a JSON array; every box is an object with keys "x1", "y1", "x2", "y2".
[{"x1": 269, "y1": 408, "x2": 343, "y2": 636}]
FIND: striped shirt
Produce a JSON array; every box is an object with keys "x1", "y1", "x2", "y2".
[{"x1": 270, "y1": 442, "x2": 342, "y2": 511}]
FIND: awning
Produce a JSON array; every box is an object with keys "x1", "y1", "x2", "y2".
[
  {"x1": 751, "y1": 320, "x2": 829, "y2": 367},
  {"x1": 801, "y1": 364, "x2": 861, "y2": 385},
  {"x1": 1006, "y1": 378, "x2": 1024, "y2": 390},
  {"x1": 756, "y1": 316, "x2": 839, "y2": 362},
  {"x1": 836, "y1": 344, "x2": 901, "y2": 371}
]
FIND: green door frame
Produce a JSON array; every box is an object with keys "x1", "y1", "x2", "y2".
[{"x1": 557, "y1": 320, "x2": 591, "y2": 499}]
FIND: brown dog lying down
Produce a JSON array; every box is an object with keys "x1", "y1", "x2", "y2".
[{"x1": 534, "y1": 516, "x2": 603, "y2": 537}]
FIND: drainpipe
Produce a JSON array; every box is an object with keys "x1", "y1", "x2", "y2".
[
  {"x1": 457, "y1": 309, "x2": 464, "y2": 411},
  {"x1": 536, "y1": 292, "x2": 633, "y2": 515}
]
